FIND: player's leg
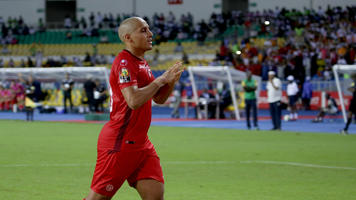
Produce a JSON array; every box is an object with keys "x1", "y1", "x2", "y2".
[
  {"x1": 136, "y1": 179, "x2": 164, "y2": 200},
  {"x1": 84, "y1": 190, "x2": 112, "y2": 200},
  {"x1": 128, "y1": 148, "x2": 164, "y2": 200},
  {"x1": 85, "y1": 149, "x2": 142, "y2": 200}
]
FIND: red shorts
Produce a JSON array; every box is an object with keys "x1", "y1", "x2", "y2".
[{"x1": 90, "y1": 147, "x2": 164, "y2": 197}]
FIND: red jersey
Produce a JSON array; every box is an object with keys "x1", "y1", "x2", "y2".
[{"x1": 98, "y1": 50, "x2": 155, "y2": 152}]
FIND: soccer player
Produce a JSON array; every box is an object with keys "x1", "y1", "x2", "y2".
[
  {"x1": 83, "y1": 17, "x2": 184, "y2": 200},
  {"x1": 340, "y1": 74, "x2": 356, "y2": 135}
]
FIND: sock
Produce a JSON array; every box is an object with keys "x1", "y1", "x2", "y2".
[{"x1": 344, "y1": 117, "x2": 352, "y2": 131}]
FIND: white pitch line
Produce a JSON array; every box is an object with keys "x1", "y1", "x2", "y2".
[
  {"x1": 164, "y1": 161, "x2": 235, "y2": 165},
  {"x1": 0, "y1": 161, "x2": 235, "y2": 168},
  {"x1": 0, "y1": 163, "x2": 93, "y2": 167},
  {"x1": 0, "y1": 160, "x2": 355, "y2": 171},
  {"x1": 240, "y1": 160, "x2": 356, "y2": 170}
]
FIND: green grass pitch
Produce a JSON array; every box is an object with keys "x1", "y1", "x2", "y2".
[{"x1": 0, "y1": 120, "x2": 356, "y2": 200}]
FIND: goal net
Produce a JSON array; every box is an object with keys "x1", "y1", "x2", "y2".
[
  {"x1": 333, "y1": 64, "x2": 356, "y2": 123},
  {"x1": 187, "y1": 66, "x2": 262, "y2": 120},
  {"x1": 0, "y1": 67, "x2": 110, "y2": 112}
]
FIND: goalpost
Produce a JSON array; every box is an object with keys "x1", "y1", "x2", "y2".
[
  {"x1": 187, "y1": 66, "x2": 262, "y2": 120},
  {"x1": 0, "y1": 67, "x2": 110, "y2": 111},
  {"x1": 0, "y1": 67, "x2": 110, "y2": 89},
  {"x1": 332, "y1": 64, "x2": 356, "y2": 123}
]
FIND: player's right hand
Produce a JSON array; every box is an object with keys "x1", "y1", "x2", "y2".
[{"x1": 160, "y1": 61, "x2": 184, "y2": 84}]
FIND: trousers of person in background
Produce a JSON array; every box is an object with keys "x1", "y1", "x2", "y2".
[
  {"x1": 267, "y1": 71, "x2": 282, "y2": 130},
  {"x1": 171, "y1": 82, "x2": 184, "y2": 118},
  {"x1": 245, "y1": 99, "x2": 258, "y2": 129},
  {"x1": 84, "y1": 77, "x2": 96, "y2": 112},
  {"x1": 269, "y1": 101, "x2": 281, "y2": 130},
  {"x1": 26, "y1": 106, "x2": 34, "y2": 121},
  {"x1": 63, "y1": 91, "x2": 73, "y2": 113},
  {"x1": 171, "y1": 92, "x2": 182, "y2": 118}
]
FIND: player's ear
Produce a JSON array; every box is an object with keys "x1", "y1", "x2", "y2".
[{"x1": 124, "y1": 34, "x2": 131, "y2": 43}]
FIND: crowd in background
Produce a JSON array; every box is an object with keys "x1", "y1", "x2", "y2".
[
  {"x1": 1, "y1": 6, "x2": 356, "y2": 115},
  {"x1": 210, "y1": 5, "x2": 356, "y2": 83},
  {"x1": 0, "y1": 6, "x2": 355, "y2": 79}
]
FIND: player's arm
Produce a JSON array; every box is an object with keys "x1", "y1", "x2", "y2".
[
  {"x1": 153, "y1": 80, "x2": 175, "y2": 104},
  {"x1": 121, "y1": 62, "x2": 183, "y2": 109},
  {"x1": 270, "y1": 78, "x2": 280, "y2": 90},
  {"x1": 121, "y1": 77, "x2": 166, "y2": 110},
  {"x1": 153, "y1": 62, "x2": 184, "y2": 104}
]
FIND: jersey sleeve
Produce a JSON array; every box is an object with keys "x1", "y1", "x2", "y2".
[
  {"x1": 149, "y1": 66, "x2": 155, "y2": 83},
  {"x1": 115, "y1": 58, "x2": 138, "y2": 90}
]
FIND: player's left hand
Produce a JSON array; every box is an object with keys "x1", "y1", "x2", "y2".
[{"x1": 169, "y1": 61, "x2": 185, "y2": 84}]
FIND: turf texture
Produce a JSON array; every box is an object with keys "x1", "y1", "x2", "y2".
[{"x1": 0, "y1": 120, "x2": 356, "y2": 200}]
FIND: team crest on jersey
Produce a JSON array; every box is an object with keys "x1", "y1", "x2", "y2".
[
  {"x1": 106, "y1": 184, "x2": 114, "y2": 192},
  {"x1": 120, "y1": 59, "x2": 128, "y2": 66},
  {"x1": 119, "y1": 68, "x2": 131, "y2": 83}
]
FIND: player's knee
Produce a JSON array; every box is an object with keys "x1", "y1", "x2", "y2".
[
  {"x1": 85, "y1": 197, "x2": 111, "y2": 200},
  {"x1": 140, "y1": 185, "x2": 164, "y2": 200},
  {"x1": 85, "y1": 191, "x2": 112, "y2": 200},
  {"x1": 142, "y1": 193, "x2": 164, "y2": 200}
]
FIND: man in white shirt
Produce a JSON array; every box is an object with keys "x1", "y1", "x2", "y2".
[
  {"x1": 286, "y1": 75, "x2": 299, "y2": 120},
  {"x1": 267, "y1": 71, "x2": 282, "y2": 130}
]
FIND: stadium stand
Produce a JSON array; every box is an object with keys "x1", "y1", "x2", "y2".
[{"x1": 0, "y1": 6, "x2": 355, "y2": 114}]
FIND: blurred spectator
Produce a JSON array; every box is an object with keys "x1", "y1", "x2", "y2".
[
  {"x1": 93, "y1": 79, "x2": 108, "y2": 112},
  {"x1": 10, "y1": 80, "x2": 25, "y2": 112},
  {"x1": 35, "y1": 50, "x2": 43, "y2": 67},
  {"x1": 286, "y1": 75, "x2": 299, "y2": 121},
  {"x1": 64, "y1": 15, "x2": 72, "y2": 29},
  {"x1": 0, "y1": 59, "x2": 4, "y2": 68},
  {"x1": 0, "y1": 83, "x2": 12, "y2": 111},
  {"x1": 219, "y1": 84, "x2": 232, "y2": 119},
  {"x1": 24, "y1": 80, "x2": 35, "y2": 121},
  {"x1": 174, "y1": 41, "x2": 183, "y2": 53},
  {"x1": 65, "y1": 31, "x2": 72, "y2": 40},
  {"x1": 62, "y1": 73, "x2": 74, "y2": 113},
  {"x1": 28, "y1": 75, "x2": 43, "y2": 102},
  {"x1": 84, "y1": 76, "x2": 96, "y2": 112},
  {"x1": 1, "y1": 44, "x2": 10, "y2": 54},
  {"x1": 171, "y1": 80, "x2": 184, "y2": 118},
  {"x1": 312, "y1": 93, "x2": 338, "y2": 123},
  {"x1": 242, "y1": 71, "x2": 258, "y2": 128},
  {"x1": 8, "y1": 58, "x2": 15, "y2": 68},
  {"x1": 73, "y1": 56, "x2": 82, "y2": 66},
  {"x1": 19, "y1": 59, "x2": 26, "y2": 68},
  {"x1": 302, "y1": 76, "x2": 313, "y2": 110},
  {"x1": 182, "y1": 51, "x2": 189, "y2": 64},
  {"x1": 199, "y1": 88, "x2": 216, "y2": 119},
  {"x1": 267, "y1": 71, "x2": 282, "y2": 130},
  {"x1": 27, "y1": 57, "x2": 34, "y2": 67}
]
